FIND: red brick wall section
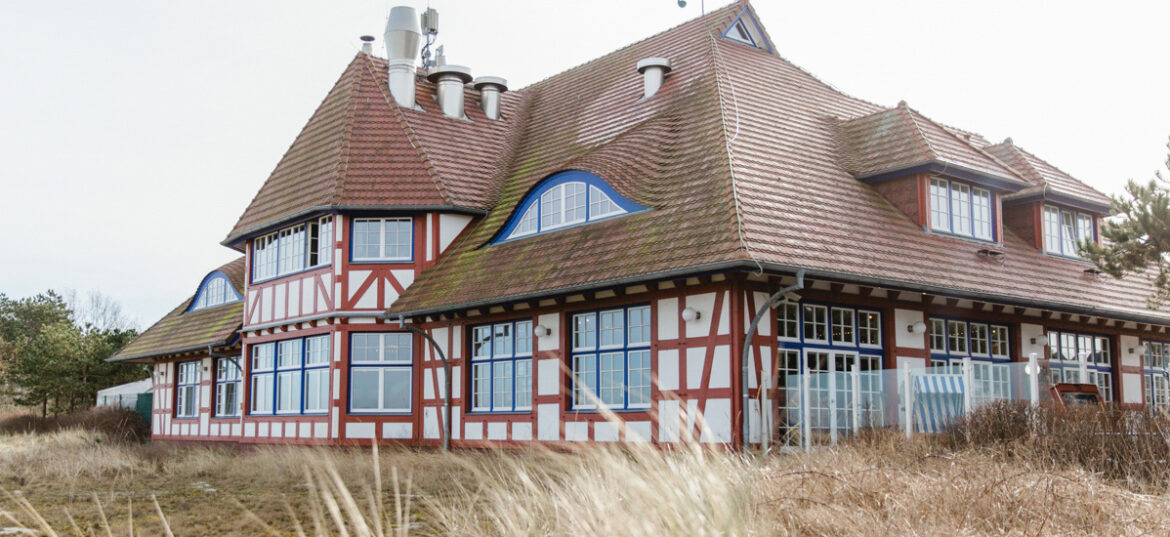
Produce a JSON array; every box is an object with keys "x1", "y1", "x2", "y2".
[
  {"x1": 1003, "y1": 203, "x2": 1039, "y2": 249},
  {"x1": 872, "y1": 174, "x2": 923, "y2": 226}
]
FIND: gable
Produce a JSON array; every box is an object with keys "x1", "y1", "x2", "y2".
[{"x1": 721, "y1": 7, "x2": 772, "y2": 53}]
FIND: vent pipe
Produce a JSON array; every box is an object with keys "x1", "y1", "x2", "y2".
[
  {"x1": 636, "y1": 57, "x2": 672, "y2": 99},
  {"x1": 359, "y1": 35, "x2": 375, "y2": 55},
  {"x1": 428, "y1": 65, "x2": 472, "y2": 119},
  {"x1": 473, "y1": 76, "x2": 508, "y2": 120},
  {"x1": 384, "y1": 6, "x2": 422, "y2": 108}
]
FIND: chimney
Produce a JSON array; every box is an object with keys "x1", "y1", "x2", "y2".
[
  {"x1": 360, "y1": 35, "x2": 375, "y2": 55},
  {"x1": 427, "y1": 65, "x2": 472, "y2": 119},
  {"x1": 384, "y1": 6, "x2": 422, "y2": 108},
  {"x1": 636, "y1": 57, "x2": 672, "y2": 99},
  {"x1": 473, "y1": 76, "x2": 508, "y2": 120}
]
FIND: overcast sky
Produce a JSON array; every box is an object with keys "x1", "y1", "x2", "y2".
[{"x1": 2, "y1": 0, "x2": 1168, "y2": 329}]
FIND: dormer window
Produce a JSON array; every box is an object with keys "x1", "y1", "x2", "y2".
[
  {"x1": 492, "y1": 170, "x2": 646, "y2": 244},
  {"x1": 1043, "y1": 205, "x2": 1095, "y2": 258},
  {"x1": 252, "y1": 215, "x2": 334, "y2": 282},
  {"x1": 188, "y1": 272, "x2": 242, "y2": 312},
  {"x1": 720, "y1": 8, "x2": 772, "y2": 52},
  {"x1": 928, "y1": 178, "x2": 994, "y2": 241}
]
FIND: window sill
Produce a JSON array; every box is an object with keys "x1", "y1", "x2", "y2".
[
  {"x1": 252, "y1": 264, "x2": 332, "y2": 285},
  {"x1": 348, "y1": 410, "x2": 413, "y2": 415},
  {"x1": 926, "y1": 229, "x2": 1000, "y2": 246},
  {"x1": 568, "y1": 407, "x2": 652, "y2": 414},
  {"x1": 349, "y1": 258, "x2": 413, "y2": 265}
]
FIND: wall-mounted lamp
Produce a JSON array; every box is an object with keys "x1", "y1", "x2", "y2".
[
  {"x1": 681, "y1": 307, "x2": 701, "y2": 322},
  {"x1": 533, "y1": 325, "x2": 550, "y2": 337},
  {"x1": 1030, "y1": 334, "x2": 1050, "y2": 346},
  {"x1": 1130, "y1": 345, "x2": 1146, "y2": 356},
  {"x1": 907, "y1": 321, "x2": 927, "y2": 334}
]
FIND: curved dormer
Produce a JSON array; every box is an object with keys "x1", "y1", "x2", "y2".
[
  {"x1": 187, "y1": 269, "x2": 244, "y2": 312},
  {"x1": 490, "y1": 170, "x2": 648, "y2": 244}
]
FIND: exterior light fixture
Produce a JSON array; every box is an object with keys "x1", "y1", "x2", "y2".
[
  {"x1": 533, "y1": 325, "x2": 550, "y2": 337},
  {"x1": 681, "y1": 307, "x2": 701, "y2": 322},
  {"x1": 907, "y1": 321, "x2": 927, "y2": 334},
  {"x1": 1131, "y1": 345, "x2": 1146, "y2": 356},
  {"x1": 1031, "y1": 334, "x2": 1050, "y2": 346}
]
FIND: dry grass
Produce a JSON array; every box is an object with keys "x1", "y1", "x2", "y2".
[{"x1": 1, "y1": 413, "x2": 1170, "y2": 535}]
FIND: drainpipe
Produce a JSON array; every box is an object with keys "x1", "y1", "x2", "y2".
[
  {"x1": 391, "y1": 313, "x2": 451, "y2": 452},
  {"x1": 741, "y1": 269, "x2": 805, "y2": 451}
]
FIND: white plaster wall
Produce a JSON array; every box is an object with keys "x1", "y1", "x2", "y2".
[
  {"x1": 658, "y1": 399, "x2": 680, "y2": 442},
  {"x1": 537, "y1": 313, "x2": 559, "y2": 351},
  {"x1": 686, "y1": 348, "x2": 705, "y2": 390},
  {"x1": 512, "y1": 422, "x2": 533, "y2": 441},
  {"x1": 537, "y1": 358, "x2": 559, "y2": 396},
  {"x1": 708, "y1": 345, "x2": 730, "y2": 389},
  {"x1": 657, "y1": 349, "x2": 679, "y2": 391},
  {"x1": 487, "y1": 422, "x2": 507, "y2": 440},
  {"x1": 383, "y1": 422, "x2": 412, "y2": 439},
  {"x1": 894, "y1": 308, "x2": 925, "y2": 349},
  {"x1": 1020, "y1": 323, "x2": 1047, "y2": 359},
  {"x1": 594, "y1": 422, "x2": 619, "y2": 442},
  {"x1": 1123, "y1": 373, "x2": 1143, "y2": 404},
  {"x1": 564, "y1": 422, "x2": 588, "y2": 441},
  {"x1": 1120, "y1": 335, "x2": 1142, "y2": 368},
  {"x1": 657, "y1": 297, "x2": 679, "y2": 340},
  {"x1": 346, "y1": 422, "x2": 374, "y2": 439},
  {"x1": 438, "y1": 214, "x2": 473, "y2": 253},
  {"x1": 685, "y1": 293, "x2": 715, "y2": 339},
  {"x1": 626, "y1": 421, "x2": 651, "y2": 442},
  {"x1": 700, "y1": 398, "x2": 732, "y2": 443},
  {"x1": 537, "y1": 403, "x2": 559, "y2": 441}
]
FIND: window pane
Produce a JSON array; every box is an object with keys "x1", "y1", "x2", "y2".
[
  {"x1": 277, "y1": 371, "x2": 301, "y2": 412},
  {"x1": 304, "y1": 369, "x2": 329, "y2": 412},
  {"x1": 973, "y1": 188, "x2": 992, "y2": 240},
  {"x1": 930, "y1": 179, "x2": 950, "y2": 231},
  {"x1": 990, "y1": 326, "x2": 1009, "y2": 357},
  {"x1": 251, "y1": 374, "x2": 273, "y2": 413},
  {"x1": 563, "y1": 182, "x2": 587, "y2": 223},
  {"x1": 1060, "y1": 210, "x2": 1077, "y2": 256},
  {"x1": 253, "y1": 343, "x2": 274, "y2": 371},
  {"x1": 573, "y1": 354, "x2": 597, "y2": 407},
  {"x1": 384, "y1": 219, "x2": 412, "y2": 260},
  {"x1": 351, "y1": 334, "x2": 381, "y2": 363},
  {"x1": 472, "y1": 363, "x2": 491, "y2": 410},
  {"x1": 831, "y1": 308, "x2": 854, "y2": 344},
  {"x1": 951, "y1": 184, "x2": 971, "y2": 236},
  {"x1": 515, "y1": 321, "x2": 533, "y2": 355},
  {"x1": 599, "y1": 310, "x2": 624, "y2": 347},
  {"x1": 515, "y1": 359, "x2": 532, "y2": 409},
  {"x1": 541, "y1": 185, "x2": 563, "y2": 228},
  {"x1": 970, "y1": 324, "x2": 989, "y2": 355},
  {"x1": 858, "y1": 311, "x2": 880, "y2": 346},
  {"x1": 492, "y1": 361, "x2": 513, "y2": 410},
  {"x1": 513, "y1": 205, "x2": 538, "y2": 237},
  {"x1": 382, "y1": 368, "x2": 412, "y2": 411},
  {"x1": 589, "y1": 186, "x2": 621, "y2": 218},
  {"x1": 628, "y1": 306, "x2": 651, "y2": 346},
  {"x1": 930, "y1": 319, "x2": 946, "y2": 353},
  {"x1": 628, "y1": 350, "x2": 651, "y2": 407},
  {"x1": 384, "y1": 333, "x2": 412, "y2": 364},
  {"x1": 574, "y1": 313, "x2": 597, "y2": 350},
  {"x1": 306, "y1": 335, "x2": 330, "y2": 366},
  {"x1": 350, "y1": 369, "x2": 380, "y2": 410},
  {"x1": 599, "y1": 352, "x2": 625, "y2": 407},
  {"x1": 278, "y1": 340, "x2": 302, "y2": 369},
  {"x1": 1077, "y1": 214, "x2": 1094, "y2": 246},
  {"x1": 803, "y1": 305, "x2": 827, "y2": 341},
  {"x1": 472, "y1": 326, "x2": 492, "y2": 359},
  {"x1": 318, "y1": 216, "x2": 333, "y2": 265},
  {"x1": 354, "y1": 220, "x2": 381, "y2": 259},
  {"x1": 947, "y1": 321, "x2": 967, "y2": 354},
  {"x1": 493, "y1": 323, "x2": 513, "y2": 357},
  {"x1": 779, "y1": 303, "x2": 799, "y2": 339},
  {"x1": 1043, "y1": 206, "x2": 1062, "y2": 254}
]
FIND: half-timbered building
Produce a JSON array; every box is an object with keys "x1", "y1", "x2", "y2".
[{"x1": 113, "y1": 1, "x2": 1170, "y2": 448}]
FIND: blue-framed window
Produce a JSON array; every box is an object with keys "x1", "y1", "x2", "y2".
[
  {"x1": 778, "y1": 303, "x2": 882, "y2": 350},
  {"x1": 570, "y1": 305, "x2": 651, "y2": 410},
  {"x1": 214, "y1": 357, "x2": 242, "y2": 417},
  {"x1": 249, "y1": 334, "x2": 331, "y2": 415},
  {"x1": 349, "y1": 332, "x2": 413, "y2": 413},
  {"x1": 1043, "y1": 205, "x2": 1095, "y2": 258},
  {"x1": 928, "y1": 318, "x2": 1011, "y2": 402},
  {"x1": 929, "y1": 178, "x2": 994, "y2": 241},
  {"x1": 492, "y1": 170, "x2": 647, "y2": 244},
  {"x1": 252, "y1": 215, "x2": 334, "y2": 282},
  {"x1": 720, "y1": 8, "x2": 772, "y2": 52},
  {"x1": 1046, "y1": 329, "x2": 1112, "y2": 401},
  {"x1": 1142, "y1": 340, "x2": 1170, "y2": 411},
  {"x1": 188, "y1": 272, "x2": 242, "y2": 312},
  {"x1": 470, "y1": 319, "x2": 533, "y2": 412},
  {"x1": 352, "y1": 217, "x2": 412, "y2": 262},
  {"x1": 175, "y1": 360, "x2": 200, "y2": 418}
]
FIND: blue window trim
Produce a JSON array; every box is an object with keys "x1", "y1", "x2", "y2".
[
  {"x1": 1142, "y1": 339, "x2": 1170, "y2": 374},
  {"x1": 174, "y1": 359, "x2": 201, "y2": 419},
  {"x1": 347, "y1": 332, "x2": 414, "y2": 415},
  {"x1": 187, "y1": 271, "x2": 243, "y2": 312},
  {"x1": 928, "y1": 178, "x2": 998, "y2": 243},
  {"x1": 719, "y1": 7, "x2": 774, "y2": 54},
  {"x1": 348, "y1": 216, "x2": 415, "y2": 264},
  {"x1": 214, "y1": 356, "x2": 242, "y2": 418},
  {"x1": 248, "y1": 335, "x2": 331, "y2": 416},
  {"x1": 777, "y1": 301, "x2": 884, "y2": 355},
  {"x1": 1046, "y1": 329, "x2": 1112, "y2": 371},
  {"x1": 569, "y1": 304, "x2": 653, "y2": 412},
  {"x1": 1042, "y1": 205, "x2": 1096, "y2": 259},
  {"x1": 468, "y1": 319, "x2": 534, "y2": 414},
  {"x1": 926, "y1": 316, "x2": 1011, "y2": 363},
  {"x1": 489, "y1": 170, "x2": 648, "y2": 244},
  {"x1": 250, "y1": 215, "x2": 336, "y2": 284}
]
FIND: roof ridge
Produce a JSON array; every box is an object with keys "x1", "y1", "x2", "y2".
[
  {"x1": 709, "y1": 33, "x2": 760, "y2": 265},
  {"x1": 1003, "y1": 140, "x2": 1110, "y2": 201},
  {"x1": 904, "y1": 104, "x2": 1026, "y2": 182},
  {"x1": 358, "y1": 54, "x2": 454, "y2": 205},
  {"x1": 333, "y1": 55, "x2": 363, "y2": 205}
]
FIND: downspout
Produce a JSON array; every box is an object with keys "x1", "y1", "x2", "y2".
[
  {"x1": 741, "y1": 269, "x2": 805, "y2": 451},
  {"x1": 390, "y1": 313, "x2": 451, "y2": 452}
]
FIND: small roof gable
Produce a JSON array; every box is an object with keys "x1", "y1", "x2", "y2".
[
  {"x1": 224, "y1": 53, "x2": 525, "y2": 247},
  {"x1": 985, "y1": 139, "x2": 1112, "y2": 212},
  {"x1": 111, "y1": 257, "x2": 245, "y2": 362},
  {"x1": 834, "y1": 102, "x2": 1027, "y2": 187}
]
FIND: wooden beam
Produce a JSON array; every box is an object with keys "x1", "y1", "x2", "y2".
[
  {"x1": 829, "y1": 283, "x2": 845, "y2": 295},
  {"x1": 972, "y1": 301, "x2": 986, "y2": 312},
  {"x1": 859, "y1": 285, "x2": 874, "y2": 297},
  {"x1": 945, "y1": 298, "x2": 959, "y2": 309},
  {"x1": 992, "y1": 304, "x2": 1006, "y2": 315}
]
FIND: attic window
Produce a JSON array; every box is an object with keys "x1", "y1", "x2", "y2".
[
  {"x1": 1043, "y1": 205, "x2": 1095, "y2": 258},
  {"x1": 492, "y1": 170, "x2": 647, "y2": 244},
  {"x1": 720, "y1": 9, "x2": 771, "y2": 52},
  {"x1": 929, "y1": 178, "x2": 994, "y2": 241},
  {"x1": 187, "y1": 272, "x2": 242, "y2": 312}
]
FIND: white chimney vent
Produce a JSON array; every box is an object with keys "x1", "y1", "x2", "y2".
[
  {"x1": 360, "y1": 35, "x2": 375, "y2": 55},
  {"x1": 384, "y1": 6, "x2": 422, "y2": 108},
  {"x1": 636, "y1": 57, "x2": 672, "y2": 99},
  {"x1": 473, "y1": 76, "x2": 508, "y2": 120},
  {"x1": 427, "y1": 65, "x2": 473, "y2": 119}
]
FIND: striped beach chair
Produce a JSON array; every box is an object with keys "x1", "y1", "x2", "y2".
[{"x1": 913, "y1": 374, "x2": 966, "y2": 434}]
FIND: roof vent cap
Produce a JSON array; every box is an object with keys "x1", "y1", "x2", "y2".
[
  {"x1": 636, "y1": 57, "x2": 672, "y2": 99},
  {"x1": 473, "y1": 76, "x2": 508, "y2": 120},
  {"x1": 384, "y1": 6, "x2": 421, "y2": 108},
  {"x1": 360, "y1": 35, "x2": 375, "y2": 55},
  {"x1": 428, "y1": 65, "x2": 473, "y2": 119}
]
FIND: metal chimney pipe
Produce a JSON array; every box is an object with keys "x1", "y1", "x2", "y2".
[
  {"x1": 360, "y1": 35, "x2": 375, "y2": 55},
  {"x1": 636, "y1": 57, "x2": 672, "y2": 99},
  {"x1": 473, "y1": 76, "x2": 508, "y2": 120},
  {"x1": 427, "y1": 65, "x2": 472, "y2": 119},
  {"x1": 384, "y1": 6, "x2": 422, "y2": 108}
]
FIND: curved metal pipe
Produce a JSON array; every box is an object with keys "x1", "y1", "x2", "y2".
[
  {"x1": 741, "y1": 269, "x2": 805, "y2": 450},
  {"x1": 392, "y1": 314, "x2": 451, "y2": 451}
]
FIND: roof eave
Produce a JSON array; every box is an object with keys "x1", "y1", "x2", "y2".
[
  {"x1": 1002, "y1": 190, "x2": 1112, "y2": 214},
  {"x1": 108, "y1": 338, "x2": 240, "y2": 363},
  {"x1": 222, "y1": 204, "x2": 489, "y2": 248},
  {"x1": 860, "y1": 160, "x2": 1029, "y2": 192}
]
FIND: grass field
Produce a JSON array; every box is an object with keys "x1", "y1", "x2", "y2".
[{"x1": 2, "y1": 407, "x2": 1170, "y2": 536}]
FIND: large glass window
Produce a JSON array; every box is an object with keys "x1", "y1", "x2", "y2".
[
  {"x1": 215, "y1": 357, "x2": 242, "y2": 417},
  {"x1": 1043, "y1": 205, "x2": 1095, "y2": 258},
  {"x1": 470, "y1": 319, "x2": 534, "y2": 412},
  {"x1": 191, "y1": 274, "x2": 239, "y2": 311},
  {"x1": 928, "y1": 318, "x2": 1011, "y2": 402},
  {"x1": 1046, "y1": 329, "x2": 1112, "y2": 401},
  {"x1": 353, "y1": 218, "x2": 413, "y2": 262},
  {"x1": 349, "y1": 332, "x2": 413, "y2": 413},
  {"x1": 507, "y1": 181, "x2": 629, "y2": 240},
  {"x1": 571, "y1": 306, "x2": 651, "y2": 410},
  {"x1": 249, "y1": 335, "x2": 330, "y2": 415},
  {"x1": 252, "y1": 215, "x2": 336, "y2": 282},
  {"x1": 175, "y1": 360, "x2": 200, "y2": 418},
  {"x1": 929, "y1": 178, "x2": 994, "y2": 241},
  {"x1": 1143, "y1": 341, "x2": 1170, "y2": 412}
]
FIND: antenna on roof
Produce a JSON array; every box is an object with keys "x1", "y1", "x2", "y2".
[
  {"x1": 676, "y1": 0, "x2": 704, "y2": 15},
  {"x1": 420, "y1": 7, "x2": 440, "y2": 68}
]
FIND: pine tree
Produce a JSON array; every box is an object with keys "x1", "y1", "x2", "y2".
[{"x1": 1082, "y1": 139, "x2": 1170, "y2": 307}]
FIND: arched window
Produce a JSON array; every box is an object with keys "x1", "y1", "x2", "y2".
[
  {"x1": 187, "y1": 271, "x2": 242, "y2": 312},
  {"x1": 492, "y1": 170, "x2": 646, "y2": 244}
]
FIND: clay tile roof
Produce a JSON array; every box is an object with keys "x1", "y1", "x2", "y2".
[
  {"x1": 834, "y1": 102, "x2": 1027, "y2": 186},
  {"x1": 224, "y1": 53, "x2": 526, "y2": 246},
  {"x1": 985, "y1": 139, "x2": 1112, "y2": 211},
  {"x1": 111, "y1": 258, "x2": 245, "y2": 362}
]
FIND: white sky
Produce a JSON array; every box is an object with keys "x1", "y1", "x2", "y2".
[{"x1": 1, "y1": 0, "x2": 1168, "y2": 329}]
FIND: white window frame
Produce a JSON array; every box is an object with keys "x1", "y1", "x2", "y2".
[
  {"x1": 215, "y1": 357, "x2": 242, "y2": 417},
  {"x1": 929, "y1": 178, "x2": 995, "y2": 241},
  {"x1": 175, "y1": 360, "x2": 200, "y2": 418},
  {"x1": 1043, "y1": 205, "x2": 1095, "y2": 258},
  {"x1": 349, "y1": 332, "x2": 414, "y2": 414},
  {"x1": 352, "y1": 217, "x2": 413, "y2": 262},
  {"x1": 506, "y1": 181, "x2": 630, "y2": 241}
]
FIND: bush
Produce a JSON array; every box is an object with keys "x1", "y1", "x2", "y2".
[
  {"x1": 942, "y1": 400, "x2": 1170, "y2": 489},
  {"x1": 0, "y1": 406, "x2": 149, "y2": 442}
]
